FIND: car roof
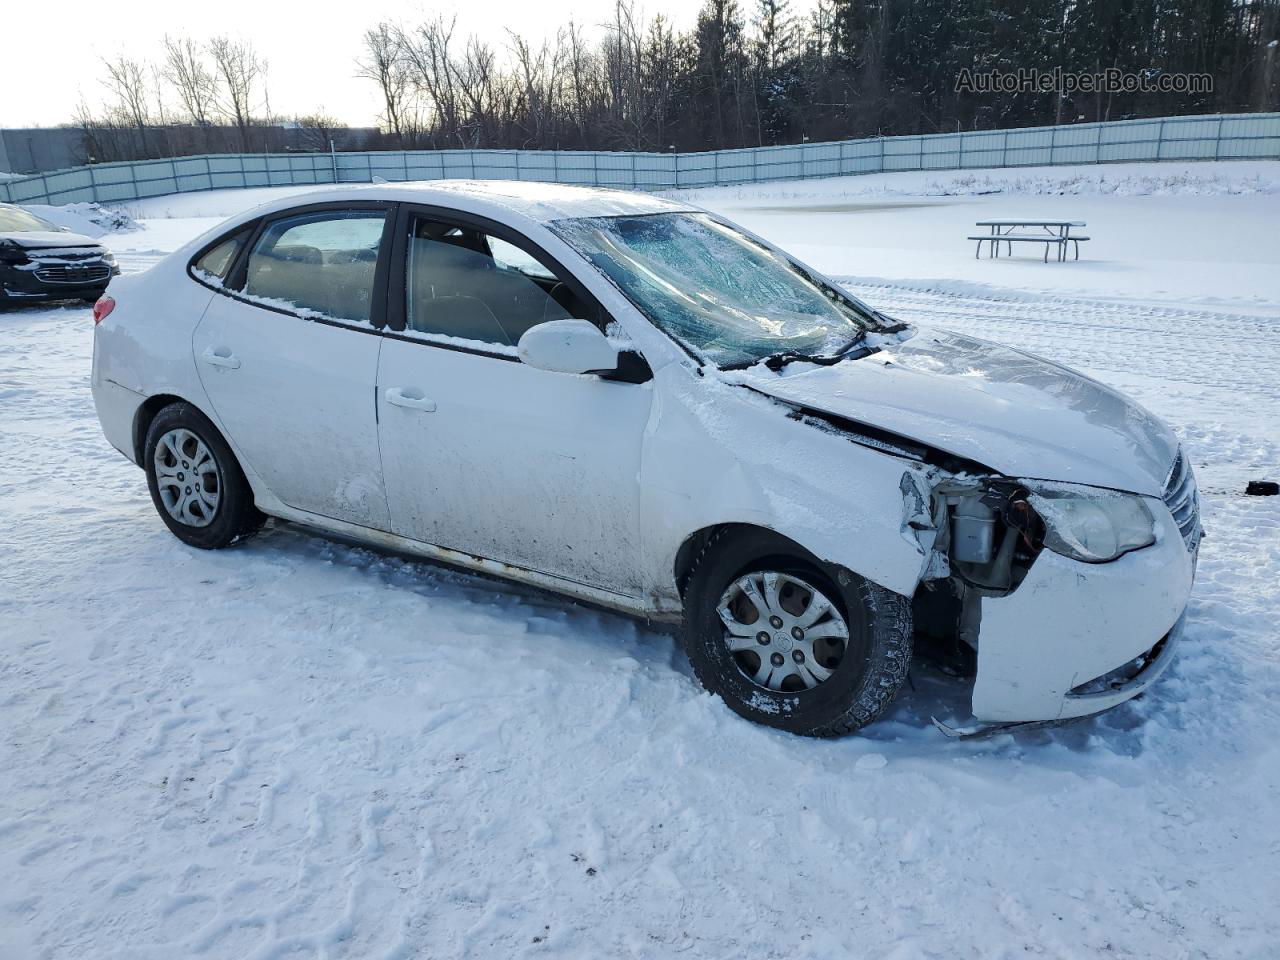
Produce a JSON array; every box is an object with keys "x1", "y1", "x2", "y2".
[{"x1": 247, "y1": 179, "x2": 696, "y2": 225}]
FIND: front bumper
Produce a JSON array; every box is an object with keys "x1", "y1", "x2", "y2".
[
  {"x1": 0, "y1": 261, "x2": 115, "y2": 303},
  {"x1": 971, "y1": 500, "x2": 1195, "y2": 722}
]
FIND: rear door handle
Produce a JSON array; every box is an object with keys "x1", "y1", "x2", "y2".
[
  {"x1": 201, "y1": 347, "x2": 241, "y2": 369},
  {"x1": 384, "y1": 387, "x2": 436, "y2": 412}
]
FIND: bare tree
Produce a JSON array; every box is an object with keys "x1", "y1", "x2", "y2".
[
  {"x1": 507, "y1": 29, "x2": 567, "y2": 147},
  {"x1": 208, "y1": 36, "x2": 263, "y2": 150},
  {"x1": 643, "y1": 15, "x2": 682, "y2": 150},
  {"x1": 401, "y1": 17, "x2": 464, "y2": 147},
  {"x1": 564, "y1": 21, "x2": 600, "y2": 147},
  {"x1": 295, "y1": 112, "x2": 342, "y2": 152},
  {"x1": 454, "y1": 36, "x2": 502, "y2": 147},
  {"x1": 602, "y1": 0, "x2": 650, "y2": 149},
  {"x1": 359, "y1": 23, "x2": 418, "y2": 145},
  {"x1": 74, "y1": 98, "x2": 118, "y2": 163},
  {"x1": 162, "y1": 36, "x2": 219, "y2": 128},
  {"x1": 102, "y1": 56, "x2": 154, "y2": 157}
]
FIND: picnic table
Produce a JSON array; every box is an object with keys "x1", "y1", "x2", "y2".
[{"x1": 969, "y1": 219, "x2": 1089, "y2": 262}]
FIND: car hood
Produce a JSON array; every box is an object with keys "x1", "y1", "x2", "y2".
[
  {"x1": 1, "y1": 230, "x2": 100, "y2": 250},
  {"x1": 739, "y1": 325, "x2": 1178, "y2": 496}
]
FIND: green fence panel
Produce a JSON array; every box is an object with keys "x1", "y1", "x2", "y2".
[{"x1": 2, "y1": 113, "x2": 1277, "y2": 206}]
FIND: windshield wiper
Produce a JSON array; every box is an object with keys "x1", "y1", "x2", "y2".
[
  {"x1": 718, "y1": 350, "x2": 825, "y2": 372},
  {"x1": 720, "y1": 329, "x2": 880, "y2": 373},
  {"x1": 769, "y1": 352, "x2": 831, "y2": 371}
]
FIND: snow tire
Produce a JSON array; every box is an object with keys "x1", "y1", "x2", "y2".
[
  {"x1": 143, "y1": 402, "x2": 265, "y2": 549},
  {"x1": 681, "y1": 527, "x2": 913, "y2": 737}
]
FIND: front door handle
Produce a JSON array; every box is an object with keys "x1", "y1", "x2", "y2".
[
  {"x1": 201, "y1": 347, "x2": 241, "y2": 369},
  {"x1": 384, "y1": 387, "x2": 437, "y2": 412}
]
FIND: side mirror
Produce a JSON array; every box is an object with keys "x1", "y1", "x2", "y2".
[{"x1": 518, "y1": 319, "x2": 619, "y2": 375}]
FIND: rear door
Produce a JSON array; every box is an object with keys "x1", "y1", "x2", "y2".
[
  {"x1": 375, "y1": 206, "x2": 652, "y2": 595},
  {"x1": 191, "y1": 204, "x2": 394, "y2": 530}
]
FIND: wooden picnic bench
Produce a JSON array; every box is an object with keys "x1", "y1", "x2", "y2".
[{"x1": 969, "y1": 219, "x2": 1089, "y2": 262}]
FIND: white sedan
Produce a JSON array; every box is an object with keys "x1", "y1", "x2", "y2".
[{"x1": 90, "y1": 181, "x2": 1200, "y2": 737}]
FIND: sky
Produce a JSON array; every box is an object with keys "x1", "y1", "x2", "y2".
[{"x1": 0, "y1": 0, "x2": 734, "y2": 129}]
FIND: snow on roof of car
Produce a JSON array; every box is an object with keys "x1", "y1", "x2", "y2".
[
  {"x1": 418, "y1": 180, "x2": 696, "y2": 221},
  {"x1": 266, "y1": 179, "x2": 697, "y2": 224}
]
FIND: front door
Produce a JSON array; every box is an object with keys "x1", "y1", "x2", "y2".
[
  {"x1": 192, "y1": 205, "x2": 392, "y2": 530},
  {"x1": 375, "y1": 210, "x2": 651, "y2": 595}
]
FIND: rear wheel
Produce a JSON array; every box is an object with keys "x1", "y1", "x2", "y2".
[
  {"x1": 143, "y1": 403, "x2": 264, "y2": 549},
  {"x1": 681, "y1": 528, "x2": 913, "y2": 737}
]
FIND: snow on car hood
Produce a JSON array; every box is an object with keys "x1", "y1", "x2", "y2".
[
  {"x1": 739, "y1": 325, "x2": 1179, "y2": 496},
  {"x1": 2, "y1": 230, "x2": 100, "y2": 250}
]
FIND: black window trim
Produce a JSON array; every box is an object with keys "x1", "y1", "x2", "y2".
[
  {"x1": 384, "y1": 203, "x2": 618, "y2": 363},
  {"x1": 187, "y1": 200, "x2": 397, "y2": 335}
]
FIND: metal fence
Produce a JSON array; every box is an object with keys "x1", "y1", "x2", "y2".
[{"x1": 3, "y1": 112, "x2": 1278, "y2": 208}]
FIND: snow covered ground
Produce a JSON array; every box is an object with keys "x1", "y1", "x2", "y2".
[
  {"x1": 3, "y1": 162, "x2": 1279, "y2": 959},
  {"x1": 684, "y1": 160, "x2": 1280, "y2": 311}
]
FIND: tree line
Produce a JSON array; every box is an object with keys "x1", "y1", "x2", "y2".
[
  {"x1": 74, "y1": 36, "x2": 357, "y2": 162},
  {"x1": 72, "y1": 0, "x2": 1280, "y2": 163}
]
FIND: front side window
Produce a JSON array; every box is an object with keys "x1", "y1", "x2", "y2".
[
  {"x1": 552, "y1": 212, "x2": 879, "y2": 368},
  {"x1": 240, "y1": 210, "x2": 386, "y2": 324},
  {"x1": 404, "y1": 217, "x2": 586, "y2": 348}
]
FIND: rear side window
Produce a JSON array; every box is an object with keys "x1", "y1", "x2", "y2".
[
  {"x1": 240, "y1": 210, "x2": 386, "y2": 325},
  {"x1": 193, "y1": 228, "x2": 249, "y2": 282}
]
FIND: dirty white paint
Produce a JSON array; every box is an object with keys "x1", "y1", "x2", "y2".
[{"x1": 91, "y1": 179, "x2": 1196, "y2": 726}]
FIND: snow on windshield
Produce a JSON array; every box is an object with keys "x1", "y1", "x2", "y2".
[{"x1": 553, "y1": 212, "x2": 875, "y2": 368}]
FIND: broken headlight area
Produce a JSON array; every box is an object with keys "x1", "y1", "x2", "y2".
[
  {"x1": 932, "y1": 478, "x2": 1157, "y2": 591},
  {"x1": 910, "y1": 480, "x2": 1043, "y2": 676},
  {"x1": 912, "y1": 477, "x2": 1165, "y2": 691},
  {"x1": 1022, "y1": 480, "x2": 1156, "y2": 564},
  {"x1": 935, "y1": 480, "x2": 1044, "y2": 595}
]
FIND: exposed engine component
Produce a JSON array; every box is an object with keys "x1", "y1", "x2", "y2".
[
  {"x1": 952, "y1": 498, "x2": 996, "y2": 563},
  {"x1": 924, "y1": 480, "x2": 1043, "y2": 596}
]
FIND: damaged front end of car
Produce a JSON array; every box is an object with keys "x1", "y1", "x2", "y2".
[
  {"x1": 907, "y1": 473, "x2": 1044, "y2": 681},
  {"x1": 906, "y1": 464, "x2": 1195, "y2": 729},
  {"x1": 800, "y1": 404, "x2": 1198, "y2": 730}
]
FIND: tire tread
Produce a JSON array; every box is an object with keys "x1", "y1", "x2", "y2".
[
  {"x1": 143, "y1": 401, "x2": 265, "y2": 549},
  {"x1": 681, "y1": 526, "x2": 913, "y2": 738}
]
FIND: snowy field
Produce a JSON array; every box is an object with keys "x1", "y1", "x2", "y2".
[{"x1": 3, "y1": 162, "x2": 1279, "y2": 959}]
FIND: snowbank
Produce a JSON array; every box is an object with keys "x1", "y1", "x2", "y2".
[
  {"x1": 22, "y1": 201, "x2": 138, "y2": 237},
  {"x1": 677, "y1": 160, "x2": 1280, "y2": 203}
]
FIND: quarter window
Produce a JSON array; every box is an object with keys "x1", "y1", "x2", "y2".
[
  {"x1": 241, "y1": 210, "x2": 386, "y2": 324},
  {"x1": 405, "y1": 217, "x2": 587, "y2": 347},
  {"x1": 194, "y1": 228, "x2": 250, "y2": 282}
]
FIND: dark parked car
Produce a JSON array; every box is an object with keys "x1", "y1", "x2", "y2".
[{"x1": 0, "y1": 204, "x2": 119, "y2": 306}]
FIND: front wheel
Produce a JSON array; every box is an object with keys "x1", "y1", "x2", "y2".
[
  {"x1": 143, "y1": 402, "x2": 264, "y2": 549},
  {"x1": 681, "y1": 528, "x2": 913, "y2": 737}
]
